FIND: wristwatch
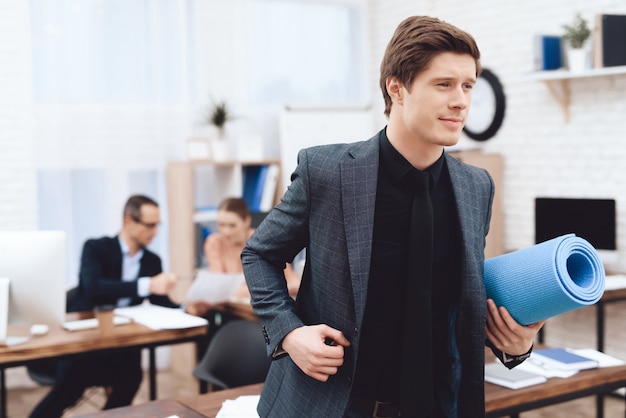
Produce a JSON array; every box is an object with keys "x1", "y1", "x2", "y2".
[{"x1": 502, "y1": 345, "x2": 533, "y2": 364}]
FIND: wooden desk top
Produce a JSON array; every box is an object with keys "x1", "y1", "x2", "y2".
[
  {"x1": 179, "y1": 383, "x2": 263, "y2": 418},
  {"x1": 77, "y1": 399, "x2": 206, "y2": 418},
  {"x1": 601, "y1": 286, "x2": 626, "y2": 303},
  {"x1": 484, "y1": 347, "x2": 626, "y2": 416},
  {"x1": 212, "y1": 301, "x2": 258, "y2": 321},
  {"x1": 179, "y1": 359, "x2": 626, "y2": 418},
  {"x1": 0, "y1": 312, "x2": 207, "y2": 366}
]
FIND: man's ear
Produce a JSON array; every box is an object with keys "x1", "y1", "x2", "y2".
[{"x1": 386, "y1": 76, "x2": 403, "y2": 105}]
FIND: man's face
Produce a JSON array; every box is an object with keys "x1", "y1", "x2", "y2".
[
  {"x1": 127, "y1": 204, "x2": 160, "y2": 247},
  {"x1": 392, "y1": 52, "x2": 476, "y2": 148}
]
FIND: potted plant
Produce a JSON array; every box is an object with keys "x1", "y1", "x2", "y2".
[
  {"x1": 207, "y1": 100, "x2": 232, "y2": 140},
  {"x1": 206, "y1": 100, "x2": 233, "y2": 160},
  {"x1": 562, "y1": 13, "x2": 591, "y2": 72}
]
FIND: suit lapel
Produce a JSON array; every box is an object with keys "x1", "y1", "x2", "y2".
[
  {"x1": 447, "y1": 155, "x2": 483, "y2": 259},
  {"x1": 445, "y1": 154, "x2": 491, "y2": 291},
  {"x1": 341, "y1": 135, "x2": 379, "y2": 326}
]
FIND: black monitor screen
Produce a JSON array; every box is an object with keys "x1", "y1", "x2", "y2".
[{"x1": 535, "y1": 197, "x2": 616, "y2": 250}]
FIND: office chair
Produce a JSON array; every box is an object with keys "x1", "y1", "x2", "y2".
[
  {"x1": 26, "y1": 287, "x2": 79, "y2": 384},
  {"x1": 26, "y1": 287, "x2": 108, "y2": 409},
  {"x1": 193, "y1": 319, "x2": 270, "y2": 391}
]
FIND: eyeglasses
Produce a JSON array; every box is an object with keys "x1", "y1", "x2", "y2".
[{"x1": 132, "y1": 217, "x2": 160, "y2": 229}]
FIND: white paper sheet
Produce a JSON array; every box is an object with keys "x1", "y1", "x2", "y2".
[
  {"x1": 114, "y1": 302, "x2": 208, "y2": 330},
  {"x1": 216, "y1": 395, "x2": 261, "y2": 418},
  {"x1": 569, "y1": 348, "x2": 626, "y2": 367},
  {"x1": 185, "y1": 271, "x2": 246, "y2": 304}
]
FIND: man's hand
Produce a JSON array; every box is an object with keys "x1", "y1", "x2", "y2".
[
  {"x1": 485, "y1": 298, "x2": 545, "y2": 355},
  {"x1": 282, "y1": 324, "x2": 351, "y2": 382},
  {"x1": 149, "y1": 272, "x2": 178, "y2": 295},
  {"x1": 184, "y1": 300, "x2": 212, "y2": 317}
]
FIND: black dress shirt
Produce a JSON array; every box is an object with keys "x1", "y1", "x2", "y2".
[{"x1": 351, "y1": 129, "x2": 462, "y2": 412}]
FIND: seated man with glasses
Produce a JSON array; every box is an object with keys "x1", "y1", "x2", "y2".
[{"x1": 30, "y1": 194, "x2": 209, "y2": 417}]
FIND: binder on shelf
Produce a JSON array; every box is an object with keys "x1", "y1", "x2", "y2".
[
  {"x1": 259, "y1": 164, "x2": 280, "y2": 212},
  {"x1": 242, "y1": 165, "x2": 263, "y2": 210},
  {"x1": 534, "y1": 35, "x2": 562, "y2": 70},
  {"x1": 593, "y1": 14, "x2": 626, "y2": 68},
  {"x1": 530, "y1": 347, "x2": 599, "y2": 371},
  {"x1": 251, "y1": 165, "x2": 269, "y2": 211},
  {"x1": 484, "y1": 362, "x2": 547, "y2": 390}
]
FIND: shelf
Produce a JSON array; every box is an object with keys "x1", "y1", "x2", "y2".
[
  {"x1": 166, "y1": 159, "x2": 283, "y2": 277},
  {"x1": 529, "y1": 66, "x2": 626, "y2": 122},
  {"x1": 185, "y1": 158, "x2": 281, "y2": 167}
]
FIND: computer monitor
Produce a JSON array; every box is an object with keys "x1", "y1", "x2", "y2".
[
  {"x1": 535, "y1": 197, "x2": 617, "y2": 266},
  {"x1": 0, "y1": 231, "x2": 66, "y2": 334}
]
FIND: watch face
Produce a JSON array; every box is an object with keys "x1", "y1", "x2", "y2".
[{"x1": 463, "y1": 68, "x2": 506, "y2": 142}]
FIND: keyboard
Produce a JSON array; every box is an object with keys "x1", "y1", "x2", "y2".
[{"x1": 62, "y1": 316, "x2": 132, "y2": 331}]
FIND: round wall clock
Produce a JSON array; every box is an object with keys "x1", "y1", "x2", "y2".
[{"x1": 463, "y1": 68, "x2": 506, "y2": 142}]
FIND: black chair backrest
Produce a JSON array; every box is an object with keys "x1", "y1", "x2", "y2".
[{"x1": 193, "y1": 319, "x2": 270, "y2": 390}]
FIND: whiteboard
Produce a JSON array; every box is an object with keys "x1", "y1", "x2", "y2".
[{"x1": 278, "y1": 104, "x2": 377, "y2": 193}]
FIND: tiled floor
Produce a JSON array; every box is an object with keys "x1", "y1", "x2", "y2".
[{"x1": 6, "y1": 301, "x2": 626, "y2": 417}]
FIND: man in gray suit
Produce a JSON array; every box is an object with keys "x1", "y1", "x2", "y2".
[{"x1": 242, "y1": 16, "x2": 544, "y2": 418}]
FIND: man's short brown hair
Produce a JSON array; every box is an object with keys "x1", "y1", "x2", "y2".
[
  {"x1": 123, "y1": 194, "x2": 158, "y2": 222},
  {"x1": 379, "y1": 16, "x2": 482, "y2": 117}
]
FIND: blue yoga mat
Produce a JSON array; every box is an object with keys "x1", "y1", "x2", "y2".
[{"x1": 484, "y1": 234, "x2": 605, "y2": 325}]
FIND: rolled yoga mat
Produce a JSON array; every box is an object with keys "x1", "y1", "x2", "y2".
[{"x1": 483, "y1": 234, "x2": 605, "y2": 325}]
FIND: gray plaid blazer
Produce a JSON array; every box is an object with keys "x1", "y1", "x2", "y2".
[{"x1": 242, "y1": 129, "x2": 494, "y2": 417}]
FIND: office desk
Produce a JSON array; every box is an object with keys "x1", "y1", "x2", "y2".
[
  {"x1": 81, "y1": 358, "x2": 626, "y2": 418},
  {"x1": 178, "y1": 363, "x2": 626, "y2": 418},
  {"x1": 596, "y1": 282, "x2": 626, "y2": 352},
  {"x1": 211, "y1": 300, "x2": 257, "y2": 321},
  {"x1": 538, "y1": 277, "x2": 626, "y2": 352},
  {"x1": 0, "y1": 312, "x2": 207, "y2": 418},
  {"x1": 77, "y1": 399, "x2": 206, "y2": 418},
  {"x1": 179, "y1": 383, "x2": 263, "y2": 417}
]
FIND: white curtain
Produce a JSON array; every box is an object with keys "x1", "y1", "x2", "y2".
[
  {"x1": 240, "y1": 0, "x2": 369, "y2": 106},
  {"x1": 30, "y1": 0, "x2": 196, "y2": 105}
]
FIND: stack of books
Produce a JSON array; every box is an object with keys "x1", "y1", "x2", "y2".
[{"x1": 529, "y1": 348, "x2": 599, "y2": 371}]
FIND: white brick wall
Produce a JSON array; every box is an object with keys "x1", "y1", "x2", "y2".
[
  {"x1": 368, "y1": 0, "x2": 626, "y2": 273},
  {"x1": 3, "y1": 0, "x2": 626, "y2": 275},
  {"x1": 0, "y1": 0, "x2": 36, "y2": 230}
]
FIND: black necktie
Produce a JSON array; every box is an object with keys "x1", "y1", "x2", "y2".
[{"x1": 401, "y1": 170, "x2": 434, "y2": 417}]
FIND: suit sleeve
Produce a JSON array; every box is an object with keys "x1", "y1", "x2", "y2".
[
  {"x1": 241, "y1": 149, "x2": 312, "y2": 356},
  {"x1": 78, "y1": 239, "x2": 140, "y2": 306},
  {"x1": 78, "y1": 240, "x2": 179, "y2": 309}
]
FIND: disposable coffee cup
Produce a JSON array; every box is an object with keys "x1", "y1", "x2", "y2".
[{"x1": 94, "y1": 304, "x2": 116, "y2": 335}]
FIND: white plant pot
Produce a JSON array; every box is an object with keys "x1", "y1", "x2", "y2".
[
  {"x1": 236, "y1": 134, "x2": 264, "y2": 161},
  {"x1": 567, "y1": 48, "x2": 589, "y2": 73},
  {"x1": 210, "y1": 138, "x2": 230, "y2": 161}
]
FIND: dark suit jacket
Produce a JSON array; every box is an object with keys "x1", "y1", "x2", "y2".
[
  {"x1": 71, "y1": 236, "x2": 178, "y2": 312},
  {"x1": 242, "y1": 130, "x2": 495, "y2": 417}
]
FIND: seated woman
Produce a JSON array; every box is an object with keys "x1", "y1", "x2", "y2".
[{"x1": 203, "y1": 197, "x2": 301, "y2": 300}]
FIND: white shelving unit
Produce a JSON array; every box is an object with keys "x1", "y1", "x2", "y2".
[{"x1": 529, "y1": 65, "x2": 626, "y2": 122}]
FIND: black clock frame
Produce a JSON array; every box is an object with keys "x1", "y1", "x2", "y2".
[{"x1": 463, "y1": 68, "x2": 506, "y2": 142}]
